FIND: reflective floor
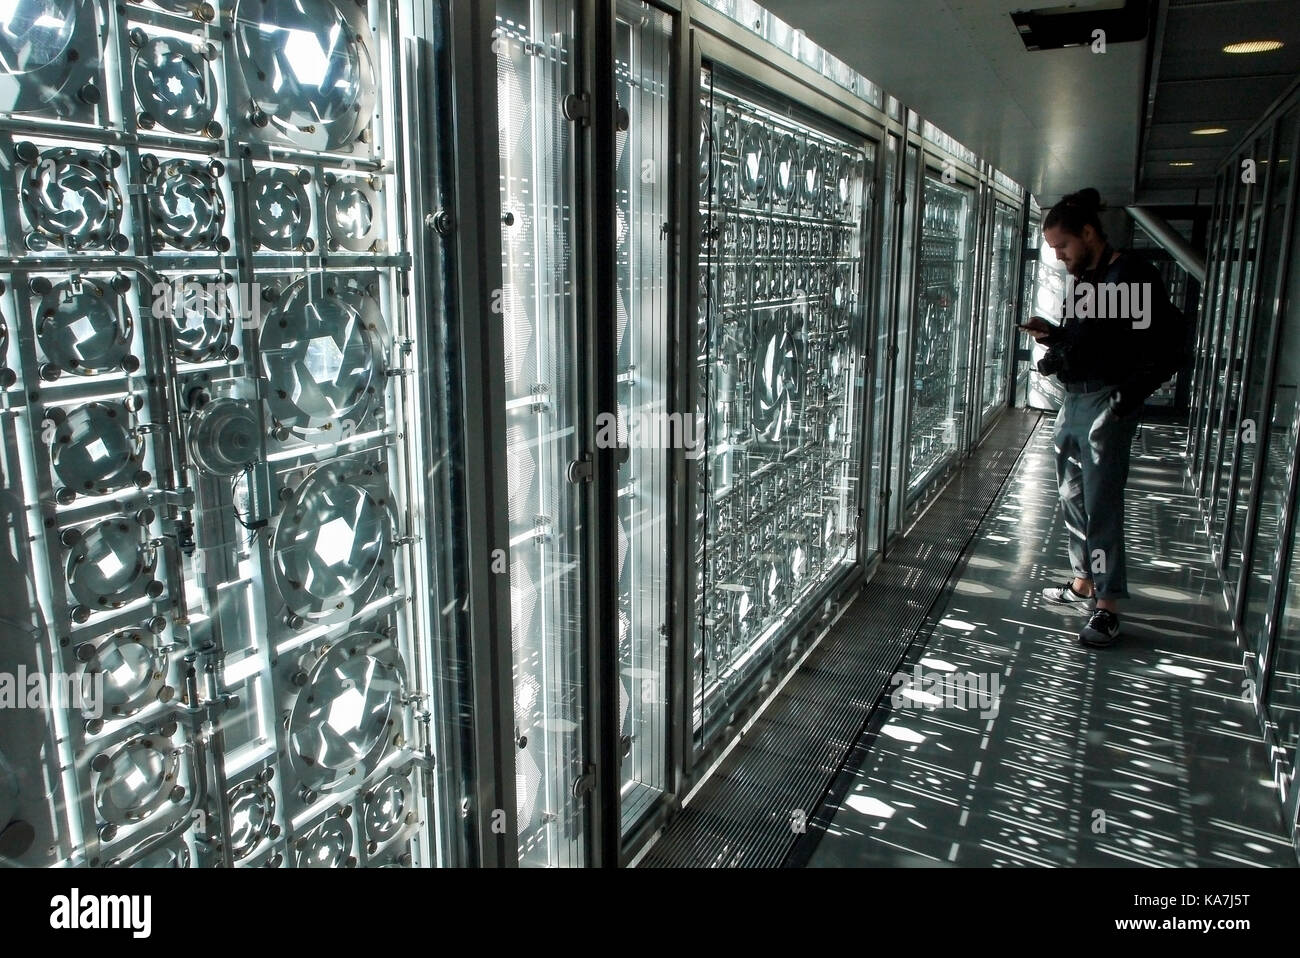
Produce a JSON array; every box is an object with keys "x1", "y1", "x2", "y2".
[{"x1": 804, "y1": 420, "x2": 1297, "y2": 867}]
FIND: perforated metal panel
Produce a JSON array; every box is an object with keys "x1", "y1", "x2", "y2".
[{"x1": 694, "y1": 65, "x2": 872, "y2": 743}]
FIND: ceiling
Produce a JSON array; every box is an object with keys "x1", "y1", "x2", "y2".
[
  {"x1": 1140, "y1": 0, "x2": 1300, "y2": 202},
  {"x1": 760, "y1": 0, "x2": 1299, "y2": 208}
]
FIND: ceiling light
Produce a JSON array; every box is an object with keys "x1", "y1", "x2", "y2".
[
  {"x1": 1190, "y1": 127, "x2": 1228, "y2": 135},
  {"x1": 1169, "y1": 161, "x2": 1195, "y2": 168},
  {"x1": 1222, "y1": 40, "x2": 1284, "y2": 54}
]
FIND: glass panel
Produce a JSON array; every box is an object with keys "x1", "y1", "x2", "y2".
[
  {"x1": 1190, "y1": 174, "x2": 1233, "y2": 472},
  {"x1": 1027, "y1": 232, "x2": 1069, "y2": 410},
  {"x1": 906, "y1": 174, "x2": 975, "y2": 501},
  {"x1": 867, "y1": 133, "x2": 898, "y2": 556},
  {"x1": 1201, "y1": 169, "x2": 1249, "y2": 508},
  {"x1": 1228, "y1": 111, "x2": 1297, "y2": 594},
  {"x1": 613, "y1": 0, "x2": 672, "y2": 837},
  {"x1": 0, "y1": 0, "x2": 457, "y2": 868},
  {"x1": 1269, "y1": 486, "x2": 1300, "y2": 786},
  {"x1": 980, "y1": 201, "x2": 1019, "y2": 429},
  {"x1": 1146, "y1": 258, "x2": 1191, "y2": 407},
  {"x1": 888, "y1": 143, "x2": 919, "y2": 535},
  {"x1": 1016, "y1": 211, "x2": 1041, "y2": 408},
  {"x1": 1243, "y1": 147, "x2": 1300, "y2": 668},
  {"x1": 1262, "y1": 195, "x2": 1300, "y2": 783},
  {"x1": 1212, "y1": 133, "x2": 1270, "y2": 545},
  {"x1": 694, "y1": 66, "x2": 871, "y2": 740},
  {"x1": 495, "y1": 0, "x2": 587, "y2": 867}
]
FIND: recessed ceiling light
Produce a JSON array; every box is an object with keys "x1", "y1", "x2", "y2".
[
  {"x1": 1169, "y1": 161, "x2": 1195, "y2": 167},
  {"x1": 1190, "y1": 127, "x2": 1228, "y2": 135},
  {"x1": 1222, "y1": 40, "x2": 1284, "y2": 54}
]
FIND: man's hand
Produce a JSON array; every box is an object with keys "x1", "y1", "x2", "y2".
[{"x1": 1019, "y1": 316, "x2": 1057, "y2": 343}]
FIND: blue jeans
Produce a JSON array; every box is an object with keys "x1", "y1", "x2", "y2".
[{"x1": 1052, "y1": 388, "x2": 1141, "y2": 600}]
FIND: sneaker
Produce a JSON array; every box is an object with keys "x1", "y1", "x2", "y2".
[
  {"x1": 1042, "y1": 581, "x2": 1097, "y2": 610},
  {"x1": 1079, "y1": 609, "x2": 1121, "y2": 647}
]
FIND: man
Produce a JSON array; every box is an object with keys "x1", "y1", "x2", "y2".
[{"x1": 1021, "y1": 188, "x2": 1185, "y2": 648}]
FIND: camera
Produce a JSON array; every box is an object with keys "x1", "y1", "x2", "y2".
[{"x1": 1036, "y1": 346, "x2": 1067, "y2": 377}]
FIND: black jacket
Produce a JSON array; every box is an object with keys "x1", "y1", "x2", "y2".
[{"x1": 1041, "y1": 247, "x2": 1186, "y2": 411}]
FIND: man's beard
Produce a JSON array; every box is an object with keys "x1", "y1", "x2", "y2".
[{"x1": 1069, "y1": 248, "x2": 1100, "y2": 280}]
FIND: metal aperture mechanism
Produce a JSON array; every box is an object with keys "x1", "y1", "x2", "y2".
[
  {"x1": 34, "y1": 276, "x2": 135, "y2": 376},
  {"x1": 259, "y1": 275, "x2": 382, "y2": 434},
  {"x1": 251, "y1": 167, "x2": 312, "y2": 251},
  {"x1": 286, "y1": 636, "x2": 405, "y2": 794},
  {"x1": 145, "y1": 156, "x2": 227, "y2": 251},
  {"x1": 65, "y1": 516, "x2": 161, "y2": 616},
  {"x1": 131, "y1": 32, "x2": 219, "y2": 136},
  {"x1": 234, "y1": 0, "x2": 375, "y2": 151},
  {"x1": 270, "y1": 457, "x2": 394, "y2": 622},
  {"x1": 49, "y1": 401, "x2": 147, "y2": 499},
  {"x1": 18, "y1": 145, "x2": 127, "y2": 252}
]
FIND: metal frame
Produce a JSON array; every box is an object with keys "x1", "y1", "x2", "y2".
[{"x1": 440, "y1": 0, "x2": 519, "y2": 868}]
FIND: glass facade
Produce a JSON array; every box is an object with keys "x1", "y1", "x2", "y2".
[{"x1": 1188, "y1": 92, "x2": 1300, "y2": 836}]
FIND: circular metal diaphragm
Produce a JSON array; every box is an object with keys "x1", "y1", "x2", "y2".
[
  {"x1": 0, "y1": 0, "x2": 78, "y2": 76},
  {"x1": 66, "y1": 518, "x2": 156, "y2": 611},
  {"x1": 772, "y1": 134, "x2": 797, "y2": 204},
  {"x1": 51, "y1": 402, "x2": 143, "y2": 496},
  {"x1": 20, "y1": 148, "x2": 122, "y2": 250},
  {"x1": 227, "y1": 778, "x2": 275, "y2": 861},
  {"x1": 698, "y1": 114, "x2": 718, "y2": 200},
  {"x1": 35, "y1": 277, "x2": 132, "y2": 375},
  {"x1": 251, "y1": 167, "x2": 311, "y2": 250},
  {"x1": 189, "y1": 397, "x2": 259, "y2": 477},
  {"x1": 258, "y1": 276, "x2": 378, "y2": 431},
  {"x1": 835, "y1": 154, "x2": 858, "y2": 212},
  {"x1": 0, "y1": 0, "x2": 83, "y2": 114},
  {"x1": 798, "y1": 143, "x2": 823, "y2": 210},
  {"x1": 294, "y1": 815, "x2": 352, "y2": 868},
  {"x1": 738, "y1": 124, "x2": 769, "y2": 200},
  {"x1": 364, "y1": 773, "x2": 411, "y2": 846},
  {"x1": 751, "y1": 307, "x2": 803, "y2": 443},
  {"x1": 272, "y1": 461, "x2": 392, "y2": 620},
  {"x1": 149, "y1": 159, "x2": 224, "y2": 250},
  {"x1": 77, "y1": 629, "x2": 166, "y2": 720},
  {"x1": 133, "y1": 34, "x2": 216, "y2": 134},
  {"x1": 94, "y1": 733, "x2": 180, "y2": 825},
  {"x1": 159, "y1": 276, "x2": 234, "y2": 361},
  {"x1": 324, "y1": 177, "x2": 380, "y2": 251},
  {"x1": 235, "y1": 0, "x2": 375, "y2": 151},
  {"x1": 287, "y1": 638, "x2": 403, "y2": 792}
]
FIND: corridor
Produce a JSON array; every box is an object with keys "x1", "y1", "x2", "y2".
[{"x1": 801, "y1": 420, "x2": 1295, "y2": 867}]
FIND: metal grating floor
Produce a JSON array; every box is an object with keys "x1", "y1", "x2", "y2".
[{"x1": 637, "y1": 409, "x2": 1043, "y2": 868}]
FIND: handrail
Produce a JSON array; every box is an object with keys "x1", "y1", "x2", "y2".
[{"x1": 1125, "y1": 206, "x2": 1206, "y2": 283}]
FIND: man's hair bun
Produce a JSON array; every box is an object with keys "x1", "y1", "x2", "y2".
[
  {"x1": 1066, "y1": 188, "x2": 1104, "y2": 211},
  {"x1": 1044, "y1": 187, "x2": 1107, "y2": 240}
]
